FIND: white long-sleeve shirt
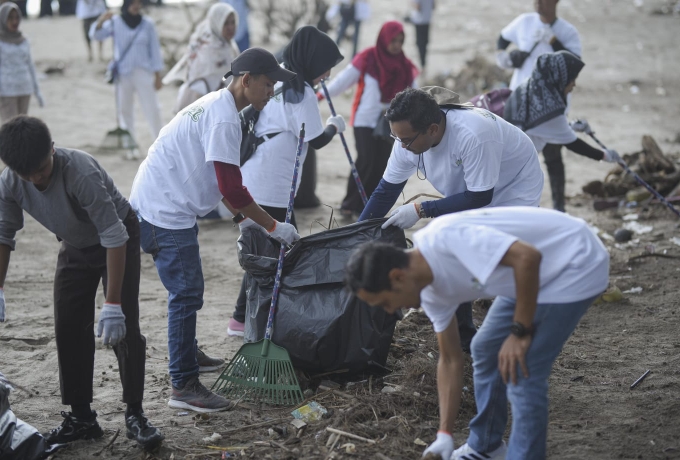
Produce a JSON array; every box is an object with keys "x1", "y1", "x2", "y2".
[
  {"x1": 90, "y1": 16, "x2": 164, "y2": 76},
  {"x1": 0, "y1": 40, "x2": 41, "y2": 98}
]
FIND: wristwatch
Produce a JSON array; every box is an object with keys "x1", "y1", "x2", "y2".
[
  {"x1": 232, "y1": 212, "x2": 246, "y2": 224},
  {"x1": 417, "y1": 203, "x2": 427, "y2": 219},
  {"x1": 510, "y1": 321, "x2": 534, "y2": 338}
]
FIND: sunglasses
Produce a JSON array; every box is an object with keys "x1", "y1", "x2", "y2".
[{"x1": 390, "y1": 131, "x2": 421, "y2": 150}]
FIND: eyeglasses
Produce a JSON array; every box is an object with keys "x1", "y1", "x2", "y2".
[{"x1": 390, "y1": 131, "x2": 421, "y2": 150}]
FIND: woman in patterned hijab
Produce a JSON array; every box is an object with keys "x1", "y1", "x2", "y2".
[{"x1": 503, "y1": 50, "x2": 584, "y2": 130}]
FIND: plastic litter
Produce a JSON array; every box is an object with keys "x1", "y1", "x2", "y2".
[
  {"x1": 623, "y1": 287, "x2": 643, "y2": 294},
  {"x1": 291, "y1": 402, "x2": 327, "y2": 422},
  {"x1": 623, "y1": 221, "x2": 653, "y2": 234}
]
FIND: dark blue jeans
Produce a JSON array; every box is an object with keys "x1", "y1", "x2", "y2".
[{"x1": 139, "y1": 217, "x2": 203, "y2": 388}]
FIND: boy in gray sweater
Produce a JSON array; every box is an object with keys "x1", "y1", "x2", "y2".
[{"x1": 0, "y1": 116, "x2": 163, "y2": 450}]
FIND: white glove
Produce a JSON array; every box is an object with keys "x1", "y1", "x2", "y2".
[
  {"x1": 422, "y1": 432, "x2": 454, "y2": 460},
  {"x1": 570, "y1": 119, "x2": 593, "y2": 134},
  {"x1": 326, "y1": 114, "x2": 346, "y2": 134},
  {"x1": 602, "y1": 148, "x2": 622, "y2": 164},
  {"x1": 382, "y1": 203, "x2": 421, "y2": 230},
  {"x1": 0, "y1": 288, "x2": 5, "y2": 322},
  {"x1": 495, "y1": 50, "x2": 513, "y2": 69},
  {"x1": 268, "y1": 221, "x2": 301, "y2": 245},
  {"x1": 97, "y1": 303, "x2": 126, "y2": 346},
  {"x1": 35, "y1": 92, "x2": 45, "y2": 108}
]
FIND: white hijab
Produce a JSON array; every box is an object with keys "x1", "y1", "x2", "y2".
[{"x1": 163, "y1": 3, "x2": 239, "y2": 86}]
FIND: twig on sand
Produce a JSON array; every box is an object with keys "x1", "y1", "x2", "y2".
[
  {"x1": 93, "y1": 429, "x2": 120, "y2": 456},
  {"x1": 325, "y1": 427, "x2": 377, "y2": 444}
]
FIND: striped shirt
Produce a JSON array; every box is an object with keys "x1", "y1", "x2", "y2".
[{"x1": 90, "y1": 16, "x2": 164, "y2": 76}]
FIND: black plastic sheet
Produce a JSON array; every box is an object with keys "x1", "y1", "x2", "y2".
[{"x1": 239, "y1": 219, "x2": 406, "y2": 374}]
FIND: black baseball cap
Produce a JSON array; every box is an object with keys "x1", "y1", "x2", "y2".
[{"x1": 224, "y1": 47, "x2": 296, "y2": 82}]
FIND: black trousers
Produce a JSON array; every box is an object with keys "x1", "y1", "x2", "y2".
[
  {"x1": 415, "y1": 23, "x2": 430, "y2": 68},
  {"x1": 233, "y1": 206, "x2": 297, "y2": 323},
  {"x1": 53, "y1": 210, "x2": 146, "y2": 405},
  {"x1": 543, "y1": 143, "x2": 566, "y2": 212},
  {"x1": 341, "y1": 127, "x2": 393, "y2": 214}
]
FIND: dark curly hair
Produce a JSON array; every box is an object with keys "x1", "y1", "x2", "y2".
[
  {"x1": 345, "y1": 241, "x2": 409, "y2": 294},
  {"x1": 385, "y1": 87, "x2": 443, "y2": 133},
  {"x1": 0, "y1": 116, "x2": 52, "y2": 177}
]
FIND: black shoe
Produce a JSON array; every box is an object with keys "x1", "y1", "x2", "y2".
[
  {"x1": 125, "y1": 410, "x2": 164, "y2": 450},
  {"x1": 44, "y1": 411, "x2": 104, "y2": 445}
]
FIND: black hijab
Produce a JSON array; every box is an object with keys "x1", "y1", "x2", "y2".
[
  {"x1": 281, "y1": 26, "x2": 343, "y2": 104},
  {"x1": 121, "y1": 0, "x2": 142, "y2": 29},
  {"x1": 503, "y1": 50, "x2": 585, "y2": 131}
]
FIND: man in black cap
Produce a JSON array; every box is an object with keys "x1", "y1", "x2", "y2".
[{"x1": 129, "y1": 48, "x2": 300, "y2": 413}]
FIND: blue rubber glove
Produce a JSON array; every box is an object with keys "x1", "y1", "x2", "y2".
[{"x1": 97, "y1": 303, "x2": 126, "y2": 346}]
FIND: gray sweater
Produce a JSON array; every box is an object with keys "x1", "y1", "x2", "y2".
[{"x1": 0, "y1": 148, "x2": 130, "y2": 250}]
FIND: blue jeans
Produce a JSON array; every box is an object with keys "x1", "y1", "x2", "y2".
[
  {"x1": 466, "y1": 295, "x2": 597, "y2": 459},
  {"x1": 138, "y1": 217, "x2": 204, "y2": 388}
]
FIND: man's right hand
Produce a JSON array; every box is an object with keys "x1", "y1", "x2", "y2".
[
  {"x1": 268, "y1": 222, "x2": 301, "y2": 245},
  {"x1": 422, "y1": 431, "x2": 454, "y2": 459},
  {"x1": 509, "y1": 50, "x2": 531, "y2": 68},
  {"x1": 0, "y1": 288, "x2": 5, "y2": 322}
]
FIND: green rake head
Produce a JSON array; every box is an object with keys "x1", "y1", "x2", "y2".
[
  {"x1": 212, "y1": 339, "x2": 304, "y2": 406},
  {"x1": 100, "y1": 127, "x2": 138, "y2": 152}
]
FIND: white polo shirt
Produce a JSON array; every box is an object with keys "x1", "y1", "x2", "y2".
[
  {"x1": 414, "y1": 207, "x2": 610, "y2": 333},
  {"x1": 383, "y1": 108, "x2": 544, "y2": 208},
  {"x1": 130, "y1": 89, "x2": 241, "y2": 229}
]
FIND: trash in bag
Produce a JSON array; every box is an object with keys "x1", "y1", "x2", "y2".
[
  {"x1": 239, "y1": 218, "x2": 406, "y2": 374},
  {"x1": 0, "y1": 373, "x2": 60, "y2": 460}
]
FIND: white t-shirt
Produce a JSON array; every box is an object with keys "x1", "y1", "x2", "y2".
[
  {"x1": 383, "y1": 108, "x2": 544, "y2": 207},
  {"x1": 130, "y1": 89, "x2": 241, "y2": 229},
  {"x1": 501, "y1": 13, "x2": 581, "y2": 90},
  {"x1": 239, "y1": 82, "x2": 325, "y2": 208},
  {"x1": 525, "y1": 114, "x2": 577, "y2": 152},
  {"x1": 76, "y1": 0, "x2": 106, "y2": 19},
  {"x1": 414, "y1": 207, "x2": 610, "y2": 333}
]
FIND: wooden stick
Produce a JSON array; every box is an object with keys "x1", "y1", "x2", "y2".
[
  {"x1": 94, "y1": 429, "x2": 120, "y2": 456},
  {"x1": 376, "y1": 454, "x2": 394, "y2": 460},
  {"x1": 326, "y1": 427, "x2": 377, "y2": 444},
  {"x1": 318, "y1": 385, "x2": 355, "y2": 400},
  {"x1": 217, "y1": 418, "x2": 287, "y2": 436}
]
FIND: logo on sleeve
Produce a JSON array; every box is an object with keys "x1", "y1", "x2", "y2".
[
  {"x1": 182, "y1": 105, "x2": 205, "y2": 122},
  {"x1": 473, "y1": 107, "x2": 496, "y2": 121}
]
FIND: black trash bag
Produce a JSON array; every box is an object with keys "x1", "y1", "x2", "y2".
[
  {"x1": 239, "y1": 219, "x2": 406, "y2": 374},
  {"x1": 0, "y1": 374, "x2": 55, "y2": 460}
]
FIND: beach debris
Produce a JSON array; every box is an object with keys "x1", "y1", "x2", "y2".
[{"x1": 291, "y1": 402, "x2": 327, "y2": 422}]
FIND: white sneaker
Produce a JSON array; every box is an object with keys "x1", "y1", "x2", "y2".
[{"x1": 452, "y1": 441, "x2": 507, "y2": 460}]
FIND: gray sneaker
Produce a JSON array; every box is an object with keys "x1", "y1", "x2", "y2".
[
  {"x1": 168, "y1": 376, "x2": 234, "y2": 413},
  {"x1": 197, "y1": 348, "x2": 224, "y2": 373}
]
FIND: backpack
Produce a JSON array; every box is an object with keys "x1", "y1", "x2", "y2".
[{"x1": 468, "y1": 88, "x2": 512, "y2": 119}]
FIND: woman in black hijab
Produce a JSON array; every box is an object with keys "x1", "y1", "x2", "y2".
[
  {"x1": 504, "y1": 51, "x2": 621, "y2": 211},
  {"x1": 227, "y1": 27, "x2": 345, "y2": 337}
]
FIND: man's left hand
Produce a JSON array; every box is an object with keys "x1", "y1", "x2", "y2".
[
  {"x1": 498, "y1": 334, "x2": 532, "y2": 385},
  {"x1": 382, "y1": 203, "x2": 420, "y2": 229}
]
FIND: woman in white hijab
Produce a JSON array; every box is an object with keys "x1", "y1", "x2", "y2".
[{"x1": 164, "y1": 3, "x2": 239, "y2": 112}]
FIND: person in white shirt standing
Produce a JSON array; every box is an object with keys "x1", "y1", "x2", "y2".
[
  {"x1": 76, "y1": 0, "x2": 107, "y2": 62},
  {"x1": 90, "y1": 0, "x2": 164, "y2": 151},
  {"x1": 0, "y1": 3, "x2": 44, "y2": 124},
  {"x1": 408, "y1": 0, "x2": 435, "y2": 71},
  {"x1": 227, "y1": 26, "x2": 344, "y2": 337},
  {"x1": 358, "y1": 86, "x2": 544, "y2": 351},
  {"x1": 130, "y1": 48, "x2": 300, "y2": 413},
  {"x1": 496, "y1": 0, "x2": 581, "y2": 211},
  {"x1": 320, "y1": 20, "x2": 418, "y2": 220},
  {"x1": 345, "y1": 207, "x2": 609, "y2": 460}
]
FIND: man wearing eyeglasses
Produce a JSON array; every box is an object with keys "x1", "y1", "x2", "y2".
[{"x1": 358, "y1": 86, "x2": 544, "y2": 350}]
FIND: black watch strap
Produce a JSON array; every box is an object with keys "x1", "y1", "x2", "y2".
[
  {"x1": 232, "y1": 212, "x2": 246, "y2": 224},
  {"x1": 510, "y1": 321, "x2": 533, "y2": 338}
]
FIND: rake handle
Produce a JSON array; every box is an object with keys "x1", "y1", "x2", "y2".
[
  {"x1": 587, "y1": 132, "x2": 680, "y2": 219},
  {"x1": 263, "y1": 123, "x2": 306, "y2": 352},
  {"x1": 320, "y1": 79, "x2": 368, "y2": 205}
]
